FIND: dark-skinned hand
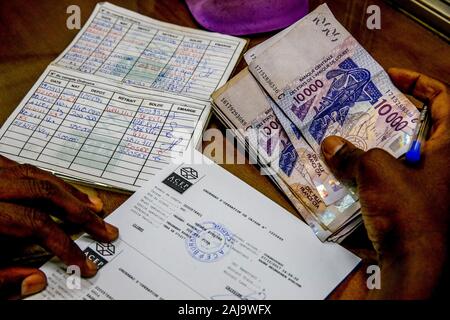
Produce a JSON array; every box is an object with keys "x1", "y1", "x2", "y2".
[
  {"x1": 0, "y1": 156, "x2": 118, "y2": 299},
  {"x1": 321, "y1": 68, "x2": 449, "y2": 299}
]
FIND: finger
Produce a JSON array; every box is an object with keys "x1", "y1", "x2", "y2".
[
  {"x1": 0, "y1": 179, "x2": 118, "y2": 242},
  {"x1": 0, "y1": 267, "x2": 47, "y2": 299},
  {"x1": 321, "y1": 136, "x2": 365, "y2": 184},
  {"x1": 0, "y1": 163, "x2": 103, "y2": 212},
  {"x1": 321, "y1": 136, "x2": 401, "y2": 187},
  {"x1": 73, "y1": 185, "x2": 104, "y2": 213},
  {"x1": 0, "y1": 203, "x2": 98, "y2": 277},
  {"x1": 388, "y1": 68, "x2": 450, "y2": 137}
]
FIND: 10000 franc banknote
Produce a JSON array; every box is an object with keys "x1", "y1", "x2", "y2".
[
  {"x1": 253, "y1": 107, "x2": 360, "y2": 234},
  {"x1": 222, "y1": 122, "x2": 335, "y2": 241},
  {"x1": 212, "y1": 69, "x2": 360, "y2": 238},
  {"x1": 270, "y1": 101, "x2": 360, "y2": 231},
  {"x1": 248, "y1": 4, "x2": 419, "y2": 156}
]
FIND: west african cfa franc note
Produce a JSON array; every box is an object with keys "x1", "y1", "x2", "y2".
[
  {"x1": 270, "y1": 102, "x2": 360, "y2": 232},
  {"x1": 212, "y1": 69, "x2": 360, "y2": 236},
  {"x1": 227, "y1": 123, "x2": 334, "y2": 241},
  {"x1": 213, "y1": 68, "x2": 349, "y2": 206},
  {"x1": 266, "y1": 92, "x2": 349, "y2": 206},
  {"x1": 248, "y1": 4, "x2": 419, "y2": 156},
  {"x1": 250, "y1": 104, "x2": 360, "y2": 233},
  {"x1": 212, "y1": 69, "x2": 330, "y2": 240}
]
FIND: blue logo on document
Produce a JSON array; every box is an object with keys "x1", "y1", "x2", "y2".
[
  {"x1": 308, "y1": 58, "x2": 382, "y2": 143},
  {"x1": 186, "y1": 222, "x2": 234, "y2": 263}
]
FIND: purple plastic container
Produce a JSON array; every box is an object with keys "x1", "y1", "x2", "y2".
[{"x1": 185, "y1": 0, "x2": 309, "y2": 35}]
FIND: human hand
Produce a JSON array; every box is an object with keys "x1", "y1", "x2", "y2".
[
  {"x1": 321, "y1": 68, "x2": 449, "y2": 299},
  {"x1": 0, "y1": 156, "x2": 119, "y2": 299}
]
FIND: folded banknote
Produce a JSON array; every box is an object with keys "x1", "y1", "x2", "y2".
[
  {"x1": 212, "y1": 68, "x2": 360, "y2": 241},
  {"x1": 212, "y1": 4, "x2": 419, "y2": 241},
  {"x1": 248, "y1": 4, "x2": 419, "y2": 157}
]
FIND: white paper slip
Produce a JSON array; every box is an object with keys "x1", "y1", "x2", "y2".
[
  {"x1": 53, "y1": 2, "x2": 247, "y2": 100},
  {"x1": 0, "y1": 66, "x2": 210, "y2": 191},
  {"x1": 29, "y1": 151, "x2": 360, "y2": 300}
]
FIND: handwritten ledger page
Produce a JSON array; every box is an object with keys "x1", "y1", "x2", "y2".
[
  {"x1": 53, "y1": 2, "x2": 247, "y2": 100},
  {"x1": 0, "y1": 3, "x2": 247, "y2": 191}
]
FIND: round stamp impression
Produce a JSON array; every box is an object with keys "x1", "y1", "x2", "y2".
[{"x1": 186, "y1": 221, "x2": 234, "y2": 263}]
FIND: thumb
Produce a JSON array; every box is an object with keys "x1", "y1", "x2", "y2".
[
  {"x1": 321, "y1": 135, "x2": 402, "y2": 191},
  {"x1": 321, "y1": 136, "x2": 365, "y2": 185},
  {"x1": 0, "y1": 267, "x2": 47, "y2": 299}
]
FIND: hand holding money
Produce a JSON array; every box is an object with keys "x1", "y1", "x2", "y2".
[
  {"x1": 322, "y1": 68, "x2": 450, "y2": 299},
  {"x1": 212, "y1": 68, "x2": 362, "y2": 242},
  {"x1": 213, "y1": 4, "x2": 423, "y2": 242},
  {"x1": 248, "y1": 4, "x2": 418, "y2": 159}
]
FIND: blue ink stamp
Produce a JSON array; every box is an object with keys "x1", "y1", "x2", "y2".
[{"x1": 186, "y1": 222, "x2": 234, "y2": 263}]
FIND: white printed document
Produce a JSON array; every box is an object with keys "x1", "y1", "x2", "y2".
[
  {"x1": 30, "y1": 151, "x2": 360, "y2": 300},
  {"x1": 0, "y1": 2, "x2": 247, "y2": 191},
  {"x1": 0, "y1": 66, "x2": 210, "y2": 191},
  {"x1": 53, "y1": 2, "x2": 247, "y2": 100}
]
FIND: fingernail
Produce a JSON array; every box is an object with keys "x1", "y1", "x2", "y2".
[
  {"x1": 321, "y1": 136, "x2": 346, "y2": 159},
  {"x1": 83, "y1": 259, "x2": 98, "y2": 278},
  {"x1": 105, "y1": 222, "x2": 119, "y2": 240},
  {"x1": 88, "y1": 194, "x2": 103, "y2": 212},
  {"x1": 21, "y1": 273, "x2": 47, "y2": 297}
]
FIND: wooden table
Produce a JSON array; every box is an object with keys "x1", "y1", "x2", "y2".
[{"x1": 0, "y1": 0, "x2": 449, "y2": 299}]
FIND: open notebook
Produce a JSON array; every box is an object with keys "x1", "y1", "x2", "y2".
[{"x1": 0, "y1": 2, "x2": 247, "y2": 192}]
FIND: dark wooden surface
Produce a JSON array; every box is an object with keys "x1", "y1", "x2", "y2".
[{"x1": 0, "y1": 0, "x2": 449, "y2": 299}]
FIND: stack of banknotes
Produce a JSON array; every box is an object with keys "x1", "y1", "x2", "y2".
[{"x1": 211, "y1": 4, "x2": 419, "y2": 242}]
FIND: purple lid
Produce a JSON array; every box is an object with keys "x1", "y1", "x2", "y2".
[{"x1": 185, "y1": 0, "x2": 309, "y2": 35}]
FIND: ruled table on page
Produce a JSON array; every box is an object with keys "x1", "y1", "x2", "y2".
[
  {"x1": 53, "y1": 2, "x2": 247, "y2": 100},
  {"x1": 0, "y1": 67, "x2": 210, "y2": 191}
]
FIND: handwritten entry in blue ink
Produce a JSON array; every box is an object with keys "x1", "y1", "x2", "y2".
[
  {"x1": 0, "y1": 67, "x2": 210, "y2": 191},
  {"x1": 52, "y1": 2, "x2": 247, "y2": 100}
]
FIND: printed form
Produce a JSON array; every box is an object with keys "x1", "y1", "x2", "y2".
[
  {"x1": 30, "y1": 152, "x2": 360, "y2": 300},
  {"x1": 0, "y1": 2, "x2": 247, "y2": 191},
  {"x1": 0, "y1": 67, "x2": 210, "y2": 191},
  {"x1": 53, "y1": 2, "x2": 247, "y2": 100}
]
